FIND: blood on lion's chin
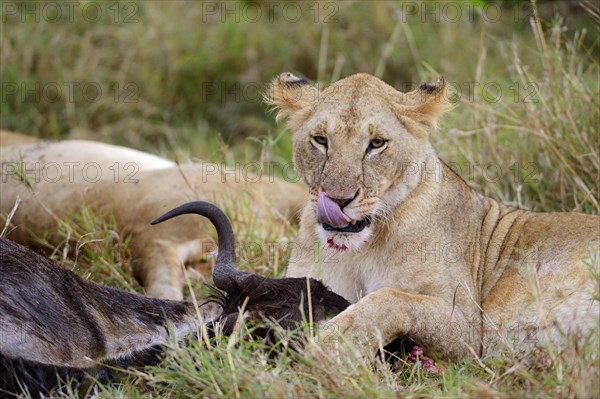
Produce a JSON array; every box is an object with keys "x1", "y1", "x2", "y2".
[{"x1": 316, "y1": 225, "x2": 373, "y2": 252}]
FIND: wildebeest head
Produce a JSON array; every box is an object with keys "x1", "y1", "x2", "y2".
[{"x1": 151, "y1": 201, "x2": 350, "y2": 335}]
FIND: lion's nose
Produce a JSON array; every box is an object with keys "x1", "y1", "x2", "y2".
[{"x1": 327, "y1": 190, "x2": 359, "y2": 209}]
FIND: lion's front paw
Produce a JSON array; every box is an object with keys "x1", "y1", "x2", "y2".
[
  {"x1": 315, "y1": 306, "x2": 382, "y2": 359},
  {"x1": 327, "y1": 310, "x2": 358, "y2": 335}
]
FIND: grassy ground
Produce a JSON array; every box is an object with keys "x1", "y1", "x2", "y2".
[{"x1": 1, "y1": 0, "x2": 599, "y2": 398}]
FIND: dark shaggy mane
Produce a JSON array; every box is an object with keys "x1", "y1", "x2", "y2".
[{"x1": 205, "y1": 275, "x2": 350, "y2": 336}]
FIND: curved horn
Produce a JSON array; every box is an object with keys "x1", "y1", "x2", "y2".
[{"x1": 150, "y1": 201, "x2": 247, "y2": 292}]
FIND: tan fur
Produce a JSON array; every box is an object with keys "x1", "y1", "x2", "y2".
[
  {"x1": 0, "y1": 139, "x2": 306, "y2": 300},
  {"x1": 269, "y1": 72, "x2": 599, "y2": 359},
  {"x1": 0, "y1": 130, "x2": 41, "y2": 146}
]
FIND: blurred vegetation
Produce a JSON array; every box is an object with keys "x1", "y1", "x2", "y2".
[{"x1": 1, "y1": 0, "x2": 598, "y2": 213}]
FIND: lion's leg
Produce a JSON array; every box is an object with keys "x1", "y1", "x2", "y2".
[
  {"x1": 132, "y1": 238, "x2": 210, "y2": 300},
  {"x1": 324, "y1": 287, "x2": 481, "y2": 360},
  {"x1": 132, "y1": 240, "x2": 185, "y2": 300}
]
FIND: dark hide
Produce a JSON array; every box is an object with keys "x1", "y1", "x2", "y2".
[
  {"x1": 206, "y1": 275, "x2": 350, "y2": 343},
  {"x1": 212, "y1": 275, "x2": 350, "y2": 329},
  {"x1": 0, "y1": 238, "x2": 195, "y2": 397},
  {"x1": 0, "y1": 354, "x2": 106, "y2": 398}
]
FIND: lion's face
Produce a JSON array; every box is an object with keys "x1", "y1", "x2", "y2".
[{"x1": 269, "y1": 73, "x2": 451, "y2": 251}]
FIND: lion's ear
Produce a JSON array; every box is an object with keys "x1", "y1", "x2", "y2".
[
  {"x1": 396, "y1": 77, "x2": 453, "y2": 129},
  {"x1": 266, "y1": 72, "x2": 320, "y2": 128}
]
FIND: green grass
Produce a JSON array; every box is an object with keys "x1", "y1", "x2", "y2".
[
  {"x1": 2, "y1": 0, "x2": 598, "y2": 212},
  {"x1": 1, "y1": 0, "x2": 599, "y2": 398},
  {"x1": 29, "y1": 217, "x2": 598, "y2": 399}
]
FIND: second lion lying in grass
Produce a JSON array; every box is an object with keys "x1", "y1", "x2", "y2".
[{"x1": 0, "y1": 133, "x2": 306, "y2": 300}]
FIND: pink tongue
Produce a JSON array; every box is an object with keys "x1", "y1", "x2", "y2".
[{"x1": 317, "y1": 192, "x2": 351, "y2": 228}]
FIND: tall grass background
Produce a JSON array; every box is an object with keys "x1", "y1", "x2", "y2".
[
  {"x1": 2, "y1": 0, "x2": 598, "y2": 212},
  {"x1": 1, "y1": 0, "x2": 599, "y2": 397}
]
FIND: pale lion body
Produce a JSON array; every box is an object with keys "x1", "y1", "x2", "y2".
[
  {"x1": 269, "y1": 73, "x2": 599, "y2": 359},
  {"x1": 0, "y1": 133, "x2": 306, "y2": 300}
]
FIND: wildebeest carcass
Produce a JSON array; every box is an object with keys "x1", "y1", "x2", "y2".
[
  {"x1": 0, "y1": 200, "x2": 349, "y2": 395},
  {"x1": 0, "y1": 237, "x2": 197, "y2": 397}
]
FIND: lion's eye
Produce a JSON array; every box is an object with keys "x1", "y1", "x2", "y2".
[
  {"x1": 368, "y1": 138, "x2": 387, "y2": 150},
  {"x1": 311, "y1": 136, "x2": 328, "y2": 147}
]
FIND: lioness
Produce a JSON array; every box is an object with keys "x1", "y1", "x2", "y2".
[
  {"x1": 0, "y1": 136, "x2": 306, "y2": 300},
  {"x1": 269, "y1": 72, "x2": 599, "y2": 359}
]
